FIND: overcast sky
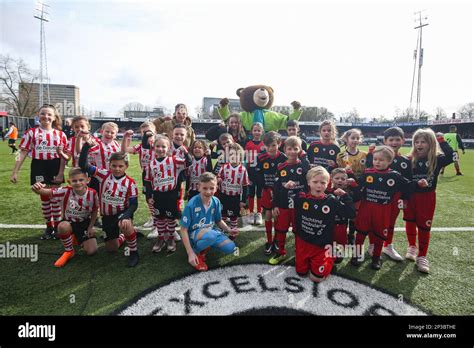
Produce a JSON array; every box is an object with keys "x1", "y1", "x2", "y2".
[{"x1": 1, "y1": 0, "x2": 472, "y2": 118}]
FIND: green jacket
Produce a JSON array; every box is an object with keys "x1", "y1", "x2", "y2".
[{"x1": 218, "y1": 105, "x2": 303, "y2": 132}]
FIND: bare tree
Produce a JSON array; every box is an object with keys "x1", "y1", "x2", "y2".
[
  {"x1": 0, "y1": 55, "x2": 38, "y2": 116},
  {"x1": 299, "y1": 106, "x2": 335, "y2": 122},
  {"x1": 434, "y1": 106, "x2": 447, "y2": 120},
  {"x1": 457, "y1": 102, "x2": 474, "y2": 119},
  {"x1": 339, "y1": 108, "x2": 362, "y2": 123},
  {"x1": 118, "y1": 101, "x2": 152, "y2": 116}
]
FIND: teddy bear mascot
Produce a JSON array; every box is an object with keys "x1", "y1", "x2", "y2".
[{"x1": 217, "y1": 85, "x2": 303, "y2": 132}]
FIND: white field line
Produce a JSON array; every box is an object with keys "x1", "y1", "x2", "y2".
[{"x1": 0, "y1": 224, "x2": 473, "y2": 232}]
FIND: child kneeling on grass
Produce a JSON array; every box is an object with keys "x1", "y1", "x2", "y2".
[
  {"x1": 31, "y1": 167, "x2": 99, "y2": 268},
  {"x1": 294, "y1": 166, "x2": 356, "y2": 282},
  {"x1": 180, "y1": 172, "x2": 238, "y2": 272}
]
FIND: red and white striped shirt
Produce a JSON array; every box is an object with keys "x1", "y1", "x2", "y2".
[
  {"x1": 52, "y1": 187, "x2": 98, "y2": 222},
  {"x1": 94, "y1": 168, "x2": 138, "y2": 216},
  {"x1": 66, "y1": 136, "x2": 100, "y2": 167},
  {"x1": 132, "y1": 144, "x2": 154, "y2": 171},
  {"x1": 89, "y1": 140, "x2": 121, "y2": 170},
  {"x1": 172, "y1": 144, "x2": 188, "y2": 159},
  {"x1": 188, "y1": 156, "x2": 211, "y2": 191},
  {"x1": 146, "y1": 156, "x2": 187, "y2": 192},
  {"x1": 19, "y1": 127, "x2": 67, "y2": 160},
  {"x1": 218, "y1": 163, "x2": 249, "y2": 196}
]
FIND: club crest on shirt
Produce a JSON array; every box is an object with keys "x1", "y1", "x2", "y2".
[
  {"x1": 387, "y1": 179, "x2": 395, "y2": 187},
  {"x1": 263, "y1": 163, "x2": 270, "y2": 169},
  {"x1": 302, "y1": 202, "x2": 309, "y2": 210},
  {"x1": 322, "y1": 205, "x2": 330, "y2": 214},
  {"x1": 313, "y1": 147, "x2": 319, "y2": 153},
  {"x1": 281, "y1": 170, "x2": 287, "y2": 177},
  {"x1": 401, "y1": 162, "x2": 408, "y2": 169},
  {"x1": 296, "y1": 167, "x2": 303, "y2": 175},
  {"x1": 329, "y1": 150, "x2": 335, "y2": 156},
  {"x1": 366, "y1": 176, "x2": 374, "y2": 183}
]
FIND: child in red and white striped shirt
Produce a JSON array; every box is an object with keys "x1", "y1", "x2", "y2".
[
  {"x1": 186, "y1": 140, "x2": 213, "y2": 201},
  {"x1": 145, "y1": 134, "x2": 192, "y2": 253},
  {"x1": 11, "y1": 104, "x2": 67, "y2": 240},
  {"x1": 88, "y1": 122, "x2": 121, "y2": 170},
  {"x1": 217, "y1": 143, "x2": 250, "y2": 240},
  {"x1": 122, "y1": 122, "x2": 157, "y2": 232},
  {"x1": 31, "y1": 167, "x2": 99, "y2": 268},
  {"x1": 79, "y1": 136, "x2": 140, "y2": 268}
]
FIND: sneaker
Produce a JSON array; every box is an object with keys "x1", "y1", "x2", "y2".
[
  {"x1": 269, "y1": 253, "x2": 287, "y2": 265},
  {"x1": 383, "y1": 244, "x2": 404, "y2": 262},
  {"x1": 54, "y1": 250, "x2": 75, "y2": 267},
  {"x1": 143, "y1": 218, "x2": 154, "y2": 228},
  {"x1": 127, "y1": 250, "x2": 139, "y2": 267},
  {"x1": 152, "y1": 239, "x2": 166, "y2": 253},
  {"x1": 416, "y1": 256, "x2": 430, "y2": 273},
  {"x1": 371, "y1": 256, "x2": 382, "y2": 270},
  {"x1": 264, "y1": 242, "x2": 273, "y2": 255},
  {"x1": 367, "y1": 243, "x2": 374, "y2": 257},
  {"x1": 405, "y1": 245, "x2": 418, "y2": 261},
  {"x1": 242, "y1": 214, "x2": 253, "y2": 226},
  {"x1": 456, "y1": 172, "x2": 463, "y2": 176},
  {"x1": 194, "y1": 253, "x2": 208, "y2": 272},
  {"x1": 173, "y1": 230, "x2": 182, "y2": 242},
  {"x1": 166, "y1": 239, "x2": 177, "y2": 253},
  {"x1": 147, "y1": 228, "x2": 158, "y2": 239},
  {"x1": 334, "y1": 257, "x2": 344, "y2": 264},
  {"x1": 40, "y1": 227, "x2": 55, "y2": 240},
  {"x1": 272, "y1": 241, "x2": 280, "y2": 254},
  {"x1": 254, "y1": 212, "x2": 263, "y2": 225},
  {"x1": 350, "y1": 257, "x2": 363, "y2": 267}
]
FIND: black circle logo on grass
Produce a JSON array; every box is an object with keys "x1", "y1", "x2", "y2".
[{"x1": 119, "y1": 264, "x2": 426, "y2": 316}]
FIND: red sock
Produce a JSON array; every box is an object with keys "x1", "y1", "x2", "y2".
[
  {"x1": 125, "y1": 231, "x2": 137, "y2": 251},
  {"x1": 256, "y1": 198, "x2": 262, "y2": 213},
  {"x1": 355, "y1": 232, "x2": 366, "y2": 246},
  {"x1": 40, "y1": 194, "x2": 52, "y2": 227},
  {"x1": 167, "y1": 219, "x2": 176, "y2": 240},
  {"x1": 248, "y1": 196, "x2": 254, "y2": 213},
  {"x1": 265, "y1": 220, "x2": 273, "y2": 243},
  {"x1": 59, "y1": 232, "x2": 74, "y2": 252},
  {"x1": 50, "y1": 198, "x2": 62, "y2": 229},
  {"x1": 384, "y1": 227, "x2": 394, "y2": 247},
  {"x1": 118, "y1": 233, "x2": 126, "y2": 247},
  {"x1": 155, "y1": 217, "x2": 166, "y2": 240},
  {"x1": 406, "y1": 222, "x2": 417, "y2": 246},
  {"x1": 275, "y1": 232, "x2": 287, "y2": 255},
  {"x1": 147, "y1": 200, "x2": 155, "y2": 216},
  {"x1": 418, "y1": 230, "x2": 430, "y2": 256}
]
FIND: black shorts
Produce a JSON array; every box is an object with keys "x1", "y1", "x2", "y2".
[
  {"x1": 102, "y1": 214, "x2": 134, "y2": 242},
  {"x1": 152, "y1": 190, "x2": 182, "y2": 219},
  {"x1": 8, "y1": 139, "x2": 16, "y2": 145},
  {"x1": 62, "y1": 219, "x2": 94, "y2": 244},
  {"x1": 219, "y1": 193, "x2": 241, "y2": 218},
  {"x1": 30, "y1": 158, "x2": 61, "y2": 185}
]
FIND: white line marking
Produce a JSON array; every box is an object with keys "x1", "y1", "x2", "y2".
[
  {"x1": 276, "y1": 266, "x2": 292, "y2": 277},
  {"x1": 0, "y1": 224, "x2": 473, "y2": 232}
]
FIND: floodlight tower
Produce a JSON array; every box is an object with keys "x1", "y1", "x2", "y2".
[
  {"x1": 409, "y1": 10, "x2": 429, "y2": 119},
  {"x1": 34, "y1": 1, "x2": 51, "y2": 106}
]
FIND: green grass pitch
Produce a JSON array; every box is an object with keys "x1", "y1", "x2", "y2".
[{"x1": 0, "y1": 142, "x2": 473, "y2": 315}]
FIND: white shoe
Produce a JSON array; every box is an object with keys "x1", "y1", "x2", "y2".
[
  {"x1": 367, "y1": 243, "x2": 374, "y2": 257},
  {"x1": 254, "y1": 212, "x2": 263, "y2": 225},
  {"x1": 243, "y1": 214, "x2": 253, "y2": 226},
  {"x1": 147, "y1": 228, "x2": 158, "y2": 239},
  {"x1": 416, "y1": 256, "x2": 430, "y2": 273},
  {"x1": 383, "y1": 244, "x2": 404, "y2": 261},
  {"x1": 173, "y1": 230, "x2": 181, "y2": 242},
  {"x1": 143, "y1": 218, "x2": 154, "y2": 228},
  {"x1": 405, "y1": 246, "x2": 418, "y2": 261}
]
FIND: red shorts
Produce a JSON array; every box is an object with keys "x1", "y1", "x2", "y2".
[
  {"x1": 274, "y1": 208, "x2": 296, "y2": 233},
  {"x1": 389, "y1": 192, "x2": 402, "y2": 230},
  {"x1": 333, "y1": 224, "x2": 348, "y2": 245},
  {"x1": 355, "y1": 201, "x2": 391, "y2": 240},
  {"x1": 261, "y1": 187, "x2": 273, "y2": 210},
  {"x1": 295, "y1": 236, "x2": 333, "y2": 278},
  {"x1": 403, "y1": 191, "x2": 436, "y2": 232}
]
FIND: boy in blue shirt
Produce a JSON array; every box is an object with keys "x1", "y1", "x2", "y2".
[{"x1": 180, "y1": 172, "x2": 238, "y2": 271}]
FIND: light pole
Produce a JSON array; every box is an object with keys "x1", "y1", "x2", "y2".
[
  {"x1": 34, "y1": 1, "x2": 51, "y2": 107},
  {"x1": 410, "y1": 10, "x2": 429, "y2": 119}
]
